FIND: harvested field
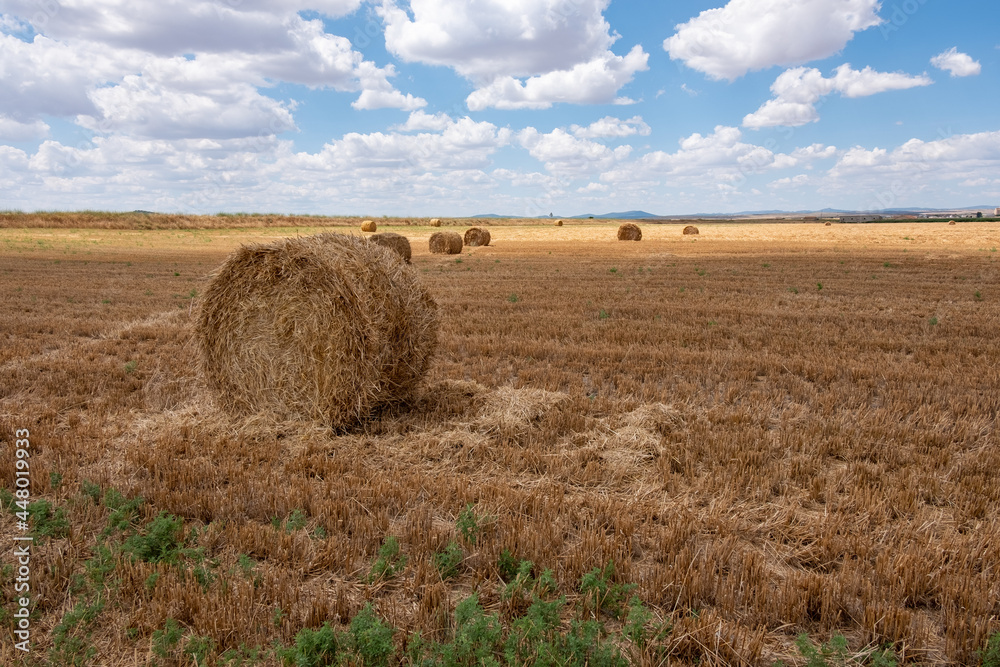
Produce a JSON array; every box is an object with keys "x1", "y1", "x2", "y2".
[{"x1": 1, "y1": 220, "x2": 999, "y2": 665}]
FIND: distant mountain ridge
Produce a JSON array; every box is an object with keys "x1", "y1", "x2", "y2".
[
  {"x1": 472, "y1": 205, "x2": 997, "y2": 220},
  {"x1": 570, "y1": 210, "x2": 661, "y2": 219},
  {"x1": 470, "y1": 211, "x2": 671, "y2": 219}
]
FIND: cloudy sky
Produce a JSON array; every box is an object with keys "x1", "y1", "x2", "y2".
[{"x1": 1, "y1": 0, "x2": 997, "y2": 216}]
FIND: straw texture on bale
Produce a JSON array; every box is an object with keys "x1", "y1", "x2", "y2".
[
  {"x1": 369, "y1": 232, "x2": 412, "y2": 264},
  {"x1": 617, "y1": 222, "x2": 642, "y2": 241},
  {"x1": 429, "y1": 218, "x2": 441, "y2": 227},
  {"x1": 361, "y1": 220, "x2": 377, "y2": 232},
  {"x1": 463, "y1": 227, "x2": 491, "y2": 247},
  {"x1": 197, "y1": 233, "x2": 437, "y2": 428},
  {"x1": 683, "y1": 225, "x2": 700, "y2": 235},
  {"x1": 429, "y1": 231, "x2": 463, "y2": 254}
]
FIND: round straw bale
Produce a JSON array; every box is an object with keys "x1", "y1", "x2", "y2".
[
  {"x1": 360, "y1": 220, "x2": 377, "y2": 232},
  {"x1": 429, "y1": 218, "x2": 441, "y2": 227},
  {"x1": 825, "y1": 222, "x2": 832, "y2": 226},
  {"x1": 369, "y1": 232, "x2": 412, "y2": 264},
  {"x1": 617, "y1": 222, "x2": 642, "y2": 241},
  {"x1": 554, "y1": 219, "x2": 563, "y2": 226},
  {"x1": 464, "y1": 227, "x2": 491, "y2": 247},
  {"x1": 948, "y1": 220, "x2": 956, "y2": 225},
  {"x1": 429, "y1": 231, "x2": 463, "y2": 254},
  {"x1": 682, "y1": 225, "x2": 699, "y2": 235},
  {"x1": 197, "y1": 233, "x2": 437, "y2": 428}
]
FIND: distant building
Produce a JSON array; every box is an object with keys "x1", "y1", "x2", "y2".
[
  {"x1": 921, "y1": 209, "x2": 995, "y2": 219},
  {"x1": 995, "y1": 207, "x2": 1000, "y2": 216},
  {"x1": 839, "y1": 214, "x2": 884, "y2": 223}
]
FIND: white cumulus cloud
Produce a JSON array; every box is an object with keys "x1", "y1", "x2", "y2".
[
  {"x1": 570, "y1": 115, "x2": 651, "y2": 139},
  {"x1": 379, "y1": 0, "x2": 648, "y2": 110},
  {"x1": 600, "y1": 125, "x2": 782, "y2": 187},
  {"x1": 930, "y1": 47, "x2": 981, "y2": 77},
  {"x1": 769, "y1": 174, "x2": 810, "y2": 189},
  {"x1": 0, "y1": 114, "x2": 50, "y2": 141},
  {"x1": 351, "y1": 61, "x2": 427, "y2": 111},
  {"x1": 4, "y1": 115, "x2": 514, "y2": 214},
  {"x1": 518, "y1": 127, "x2": 631, "y2": 176},
  {"x1": 392, "y1": 110, "x2": 454, "y2": 132},
  {"x1": 743, "y1": 64, "x2": 933, "y2": 129},
  {"x1": 0, "y1": 33, "x2": 133, "y2": 120},
  {"x1": 578, "y1": 181, "x2": 610, "y2": 193},
  {"x1": 78, "y1": 71, "x2": 297, "y2": 140},
  {"x1": 379, "y1": 0, "x2": 616, "y2": 80},
  {"x1": 465, "y1": 46, "x2": 648, "y2": 110},
  {"x1": 789, "y1": 143, "x2": 839, "y2": 162},
  {"x1": 832, "y1": 131, "x2": 1000, "y2": 176},
  {"x1": 664, "y1": 0, "x2": 882, "y2": 80},
  {"x1": 0, "y1": 0, "x2": 363, "y2": 53},
  {"x1": 298, "y1": 116, "x2": 512, "y2": 173},
  {"x1": 822, "y1": 130, "x2": 1000, "y2": 209},
  {"x1": 0, "y1": 2, "x2": 422, "y2": 142}
]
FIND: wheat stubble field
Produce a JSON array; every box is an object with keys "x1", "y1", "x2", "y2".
[{"x1": 1, "y1": 216, "x2": 998, "y2": 666}]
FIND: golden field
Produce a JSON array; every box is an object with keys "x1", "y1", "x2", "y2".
[{"x1": 1, "y1": 216, "x2": 998, "y2": 666}]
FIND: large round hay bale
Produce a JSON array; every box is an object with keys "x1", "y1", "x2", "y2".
[
  {"x1": 554, "y1": 219, "x2": 563, "y2": 226},
  {"x1": 948, "y1": 220, "x2": 956, "y2": 225},
  {"x1": 825, "y1": 222, "x2": 832, "y2": 226},
  {"x1": 617, "y1": 222, "x2": 642, "y2": 241},
  {"x1": 429, "y1": 231, "x2": 463, "y2": 254},
  {"x1": 464, "y1": 227, "x2": 491, "y2": 247},
  {"x1": 682, "y1": 225, "x2": 699, "y2": 235},
  {"x1": 369, "y1": 232, "x2": 412, "y2": 264},
  {"x1": 429, "y1": 218, "x2": 441, "y2": 227},
  {"x1": 197, "y1": 233, "x2": 437, "y2": 428},
  {"x1": 361, "y1": 220, "x2": 377, "y2": 232}
]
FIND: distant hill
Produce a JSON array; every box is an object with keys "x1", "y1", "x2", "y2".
[
  {"x1": 472, "y1": 211, "x2": 664, "y2": 220},
  {"x1": 569, "y1": 210, "x2": 661, "y2": 219},
  {"x1": 474, "y1": 209, "x2": 847, "y2": 219},
  {"x1": 470, "y1": 205, "x2": 997, "y2": 220}
]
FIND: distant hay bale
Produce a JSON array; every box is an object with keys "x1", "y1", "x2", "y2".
[
  {"x1": 948, "y1": 220, "x2": 956, "y2": 225},
  {"x1": 617, "y1": 223, "x2": 642, "y2": 241},
  {"x1": 429, "y1": 218, "x2": 441, "y2": 227},
  {"x1": 369, "y1": 232, "x2": 411, "y2": 264},
  {"x1": 554, "y1": 220, "x2": 563, "y2": 226},
  {"x1": 361, "y1": 220, "x2": 377, "y2": 232},
  {"x1": 464, "y1": 227, "x2": 491, "y2": 247},
  {"x1": 683, "y1": 225, "x2": 699, "y2": 235},
  {"x1": 197, "y1": 233, "x2": 438, "y2": 428},
  {"x1": 429, "y1": 231, "x2": 463, "y2": 254},
  {"x1": 825, "y1": 222, "x2": 832, "y2": 226}
]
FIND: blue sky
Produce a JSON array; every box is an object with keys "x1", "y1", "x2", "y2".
[{"x1": 0, "y1": 0, "x2": 997, "y2": 216}]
